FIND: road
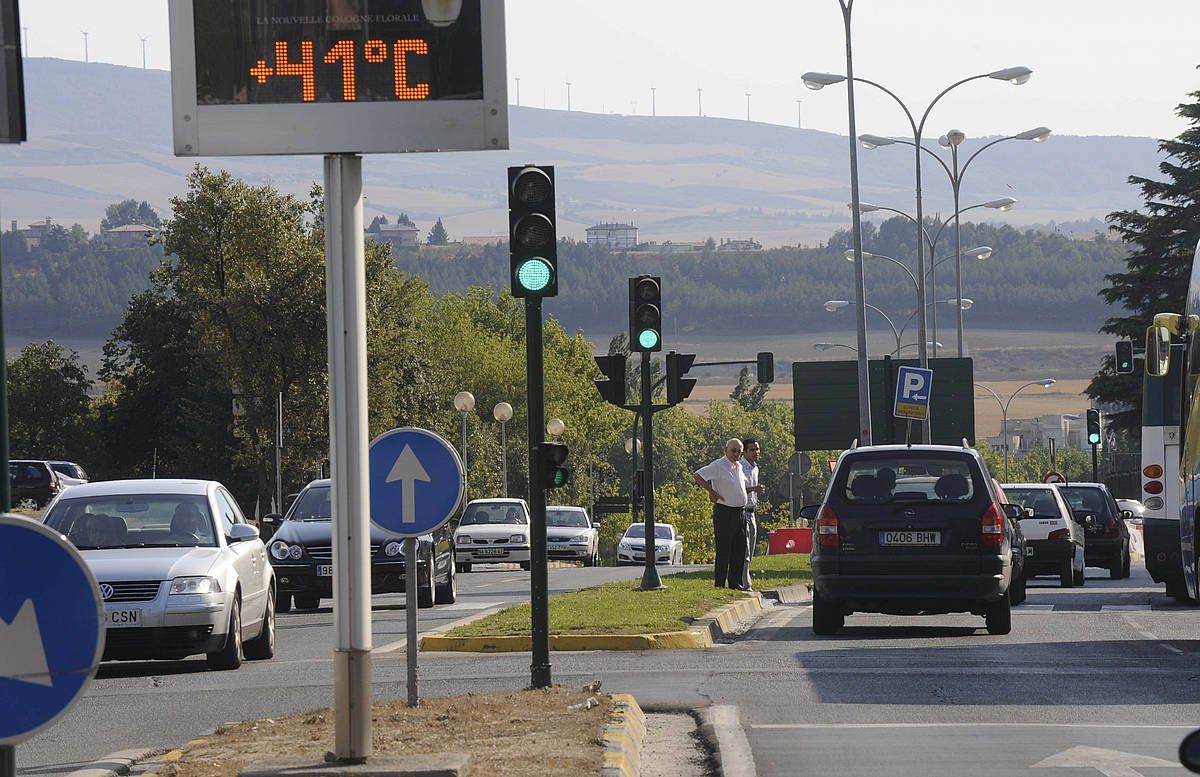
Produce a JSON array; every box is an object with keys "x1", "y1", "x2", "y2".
[{"x1": 17, "y1": 562, "x2": 1200, "y2": 776}]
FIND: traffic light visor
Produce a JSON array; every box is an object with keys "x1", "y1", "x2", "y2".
[
  {"x1": 635, "y1": 277, "x2": 659, "y2": 302},
  {"x1": 516, "y1": 258, "x2": 553, "y2": 292},
  {"x1": 513, "y1": 213, "x2": 554, "y2": 252},
  {"x1": 512, "y1": 167, "x2": 553, "y2": 207}
]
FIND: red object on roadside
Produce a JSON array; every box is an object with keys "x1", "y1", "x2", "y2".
[{"x1": 768, "y1": 527, "x2": 813, "y2": 555}]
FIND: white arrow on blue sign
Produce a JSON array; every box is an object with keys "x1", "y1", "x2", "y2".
[
  {"x1": 0, "y1": 514, "x2": 105, "y2": 745},
  {"x1": 894, "y1": 365, "x2": 934, "y2": 421},
  {"x1": 369, "y1": 427, "x2": 465, "y2": 537}
]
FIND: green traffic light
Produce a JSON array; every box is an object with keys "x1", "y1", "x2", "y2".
[
  {"x1": 550, "y1": 468, "x2": 569, "y2": 488},
  {"x1": 516, "y1": 258, "x2": 553, "y2": 292},
  {"x1": 1089, "y1": 433, "x2": 1101, "y2": 445},
  {"x1": 637, "y1": 329, "x2": 660, "y2": 350}
]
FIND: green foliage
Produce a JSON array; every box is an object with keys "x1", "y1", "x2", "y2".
[
  {"x1": 976, "y1": 441, "x2": 1092, "y2": 485},
  {"x1": 7, "y1": 341, "x2": 94, "y2": 459},
  {"x1": 427, "y1": 217, "x2": 449, "y2": 245},
  {"x1": 101, "y1": 199, "x2": 161, "y2": 230},
  {"x1": 730, "y1": 366, "x2": 767, "y2": 411}
]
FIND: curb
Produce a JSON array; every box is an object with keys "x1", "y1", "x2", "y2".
[
  {"x1": 61, "y1": 749, "x2": 169, "y2": 777},
  {"x1": 697, "y1": 706, "x2": 757, "y2": 777},
  {"x1": 420, "y1": 594, "x2": 764, "y2": 653},
  {"x1": 761, "y1": 583, "x2": 812, "y2": 604},
  {"x1": 601, "y1": 693, "x2": 647, "y2": 777}
]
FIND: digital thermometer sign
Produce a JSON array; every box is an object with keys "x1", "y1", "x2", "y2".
[{"x1": 169, "y1": 0, "x2": 507, "y2": 156}]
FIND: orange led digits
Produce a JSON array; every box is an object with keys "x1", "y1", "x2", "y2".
[
  {"x1": 274, "y1": 40, "x2": 316, "y2": 102},
  {"x1": 392, "y1": 39, "x2": 431, "y2": 100},
  {"x1": 324, "y1": 40, "x2": 357, "y2": 101},
  {"x1": 364, "y1": 39, "x2": 388, "y2": 63},
  {"x1": 249, "y1": 59, "x2": 273, "y2": 84}
]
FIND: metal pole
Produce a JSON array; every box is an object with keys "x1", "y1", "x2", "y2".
[
  {"x1": 525, "y1": 296, "x2": 551, "y2": 688},
  {"x1": 1092, "y1": 444, "x2": 1099, "y2": 482},
  {"x1": 515, "y1": 77, "x2": 520, "y2": 107},
  {"x1": 275, "y1": 391, "x2": 283, "y2": 514},
  {"x1": 630, "y1": 415, "x2": 640, "y2": 527},
  {"x1": 788, "y1": 473, "x2": 794, "y2": 526},
  {"x1": 840, "y1": 0, "x2": 873, "y2": 446},
  {"x1": 405, "y1": 536, "x2": 418, "y2": 706},
  {"x1": 651, "y1": 87, "x2": 656, "y2": 117},
  {"x1": 0, "y1": 193, "x2": 13, "y2": 777},
  {"x1": 324, "y1": 153, "x2": 372, "y2": 763},
  {"x1": 952, "y1": 147, "x2": 966, "y2": 357},
  {"x1": 697, "y1": 88, "x2": 702, "y2": 117},
  {"x1": 1002, "y1": 407, "x2": 1009, "y2": 482},
  {"x1": 500, "y1": 421, "x2": 508, "y2": 498},
  {"x1": 460, "y1": 412, "x2": 468, "y2": 506},
  {"x1": 1, "y1": 746, "x2": 12, "y2": 777},
  {"x1": 640, "y1": 351, "x2": 664, "y2": 590},
  {"x1": 913, "y1": 138, "x2": 930, "y2": 445}
]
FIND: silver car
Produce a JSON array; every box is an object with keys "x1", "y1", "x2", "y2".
[
  {"x1": 41, "y1": 479, "x2": 276, "y2": 670},
  {"x1": 546, "y1": 505, "x2": 600, "y2": 566}
]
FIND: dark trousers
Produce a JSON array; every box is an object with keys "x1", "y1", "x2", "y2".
[{"x1": 713, "y1": 503, "x2": 747, "y2": 588}]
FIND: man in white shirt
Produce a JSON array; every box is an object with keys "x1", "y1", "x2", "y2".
[
  {"x1": 693, "y1": 438, "x2": 749, "y2": 588},
  {"x1": 740, "y1": 438, "x2": 765, "y2": 590}
]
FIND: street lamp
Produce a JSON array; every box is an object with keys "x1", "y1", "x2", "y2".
[
  {"x1": 825, "y1": 298, "x2": 905, "y2": 355},
  {"x1": 546, "y1": 418, "x2": 565, "y2": 437},
  {"x1": 814, "y1": 342, "x2": 859, "y2": 354},
  {"x1": 493, "y1": 402, "x2": 513, "y2": 497},
  {"x1": 974, "y1": 379, "x2": 1056, "y2": 480},
  {"x1": 454, "y1": 391, "x2": 475, "y2": 502}
]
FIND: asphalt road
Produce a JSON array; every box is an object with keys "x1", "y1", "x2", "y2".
[{"x1": 17, "y1": 561, "x2": 1200, "y2": 777}]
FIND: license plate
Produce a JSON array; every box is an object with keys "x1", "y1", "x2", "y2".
[
  {"x1": 475, "y1": 548, "x2": 506, "y2": 557},
  {"x1": 1025, "y1": 546, "x2": 1034, "y2": 557},
  {"x1": 107, "y1": 608, "x2": 140, "y2": 628},
  {"x1": 547, "y1": 543, "x2": 570, "y2": 551},
  {"x1": 880, "y1": 530, "x2": 940, "y2": 546},
  {"x1": 317, "y1": 564, "x2": 333, "y2": 577}
]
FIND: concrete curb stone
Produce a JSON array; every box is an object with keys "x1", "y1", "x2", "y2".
[
  {"x1": 760, "y1": 583, "x2": 812, "y2": 604},
  {"x1": 601, "y1": 694, "x2": 647, "y2": 777},
  {"x1": 60, "y1": 749, "x2": 170, "y2": 777}
]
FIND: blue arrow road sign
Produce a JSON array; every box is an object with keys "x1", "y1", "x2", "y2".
[
  {"x1": 369, "y1": 427, "x2": 465, "y2": 537},
  {"x1": 0, "y1": 514, "x2": 104, "y2": 745},
  {"x1": 894, "y1": 365, "x2": 934, "y2": 421}
]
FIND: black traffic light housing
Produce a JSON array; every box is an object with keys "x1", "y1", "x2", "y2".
[
  {"x1": 508, "y1": 165, "x2": 557, "y2": 298},
  {"x1": 629, "y1": 276, "x2": 662, "y2": 352},
  {"x1": 666, "y1": 351, "x2": 697, "y2": 406},
  {"x1": 594, "y1": 354, "x2": 627, "y2": 407},
  {"x1": 757, "y1": 352, "x2": 775, "y2": 384},
  {"x1": 1115, "y1": 341, "x2": 1135, "y2": 374},
  {"x1": 1086, "y1": 408, "x2": 1101, "y2": 446},
  {"x1": 537, "y1": 441, "x2": 570, "y2": 489}
]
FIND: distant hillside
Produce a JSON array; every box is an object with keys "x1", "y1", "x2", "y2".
[{"x1": 0, "y1": 58, "x2": 1164, "y2": 247}]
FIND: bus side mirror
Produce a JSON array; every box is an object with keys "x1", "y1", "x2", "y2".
[{"x1": 1146, "y1": 324, "x2": 1171, "y2": 377}]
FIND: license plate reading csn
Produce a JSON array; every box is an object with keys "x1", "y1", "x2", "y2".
[
  {"x1": 107, "y1": 609, "x2": 140, "y2": 628},
  {"x1": 880, "y1": 530, "x2": 940, "y2": 546}
]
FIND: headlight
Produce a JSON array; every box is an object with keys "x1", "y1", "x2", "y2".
[
  {"x1": 384, "y1": 541, "x2": 403, "y2": 557},
  {"x1": 618, "y1": 540, "x2": 631, "y2": 548},
  {"x1": 270, "y1": 541, "x2": 291, "y2": 560},
  {"x1": 289, "y1": 544, "x2": 303, "y2": 560},
  {"x1": 571, "y1": 533, "x2": 589, "y2": 542},
  {"x1": 457, "y1": 535, "x2": 472, "y2": 545},
  {"x1": 169, "y1": 576, "x2": 222, "y2": 595},
  {"x1": 511, "y1": 534, "x2": 527, "y2": 544}
]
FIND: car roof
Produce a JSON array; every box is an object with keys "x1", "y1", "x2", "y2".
[
  {"x1": 466, "y1": 498, "x2": 528, "y2": 506},
  {"x1": 53, "y1": 479, "x2": 216, "y2": 498},
  {"x1": 847, "y1": 444, "x2": 979, "y2": 455},
  {"x1": 1056, "y1": 482, "x2": 1109, "y2": 490},
  {"x1": 547, "y1": 505, "x2": 586, "y2": 511},
  {"x1": 1004, "y1": 483, "x2": 1057, "y2": 489},
  {"x1": 625, "y1": 522, "x2": 675, "y2": 531}
]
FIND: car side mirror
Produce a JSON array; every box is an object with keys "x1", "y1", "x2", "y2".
[
  {"x1": 1180, "y1": 728, "x2": 1200, "y2": 773},
  {"x1": 1002, "y1": 504, "x2": 1022, "y2": 520},
  {"x1": 228, "y1": 523, "x2": 260, "y2": 542},
  {"x1": 261, "y1": 513, "x2": 284, "y2": 526},
  {"x1": 798, "y1": 504, "x2": 821, "y2": 521},
  {"x1": 1121, "y1": 509, "x2": 1134, "y2": 520},
  {"x1": 1024, "y1": 507, "x2": 1035, "y2": 518}
]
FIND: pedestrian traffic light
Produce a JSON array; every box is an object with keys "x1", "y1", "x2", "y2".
[
  {"x1": 629, "y1": 276, "x2": 662, "y2": 352},
  {"x1": 1115, "y1": 341, "x2": 1134, "y2": 374},
  {"x1": 594, "y1": 354, "x2": 627, "y2": 407},
  {"x1": 1086, "y1": 409, "x2": 1101, "y2": 446},
  {"x1": 508, "y1": 165, "x2": 557, "y2": 298},
  {"x1": 537, "y1": 441, "x2": 570, "y2": 489},
  {"x1": 666, "y1": 351, "x2": 697, "y2": 405},
  {"x1": 757, "y1": 352, "x2": 775, "y2": 384}
]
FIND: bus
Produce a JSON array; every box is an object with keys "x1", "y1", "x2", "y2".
[
  {"x1": 1145, "y1": 239, "x2": 1200, "y2": 601},
  {"x1": 1142, "y1": 343, "x2": 1187, "y2": 600}
]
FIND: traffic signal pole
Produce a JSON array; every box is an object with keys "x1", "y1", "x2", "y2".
[
  {"x1": 526, "y1": 296, "x2": 551, "y2": 688},
  {"x1": 639, "y1": 351, "x2": 665, "y2": 591}
]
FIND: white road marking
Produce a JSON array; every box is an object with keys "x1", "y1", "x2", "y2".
[
  {"x1": 751, "y1": 722, "x2": 1196, "y2": 730},
  {"x1": 439, "y1": 599, "x2": 509, "y2": 611},
  {"x1": 1121, "y1": 614, "x2": 1160, "y2": 642},
  {"x1": 1031, "y1": 744, "x2": 1178, "y2": 776},
  {"x1": 1161, "y1": 644, "x2": 1185, "y2": 655},
  {"x1": 1101, "y1": 605, "x2": 1152, "y2": 612}
]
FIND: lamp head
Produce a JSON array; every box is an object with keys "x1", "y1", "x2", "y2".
[
  {"x1": 957, "y1": 298, "x2": 975, "y2": 310},
  {"x1": 1039, "y1": 379, "x2": 1056, "y2": 388},
  {"x1": 984, "y1": 198, "x2": 1017, "y2": 212},
  {"x1": 1016, "y1": 126, "x2": 1052, "y2": 142},
  {"x1": 453, "y1": 391, "x2": 476, "y2": 413},
  {"x1": 824, "y1": 299, "x2": 850, "y2": 312},
  {"x1": 857, "y1": 202, "x2": 883, "y2": 214},
  {"x1": 988, "y1": 66, "x2": 1033, "y2": 85},
  {"x1": 858, "y1": 134, "x2": 894, "y2": 150},
  {"x1": 968, "y1": 245, "x2": 994, "y2": 260},
  {"x1": 546, "y1": 418, "x2": 566, "y2": 437},
  {"x1": 944, "y1": 129, "x2": 966, "y2": 147},
  {"x1": 802, "y1": 72, "x2": 846, "y2": 90},
  {"x1": 814, "y1": 342, "x2": 836, "y2": 351},
  {"x1": 493, "y1": 401, "x2": 513, "y2": 423}
]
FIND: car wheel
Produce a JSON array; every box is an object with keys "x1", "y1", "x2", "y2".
[
  {"x1": 1109, "y1": 554, "x2": 1123, "y2": 580},
  {"x1": 1060, "y1": 558, "x2": 1075, "y2": 588},
  {"x1": 243, "y1": 588, "x2": 276, "y2": 661},
  {"x1": 1073, "y1": 550, "x2": 1086, "y2": 586},
  {"x1": 276, "y1": 592, "x2": 292, "y2": 612},
  {"x1": 984, "y1": 596, "x2": 1012, "y2": 636},
  {"x1": 811, "y1": 590, "x2": 844, "y2": 636},
  {"x1": 294, "y1": 593, "x2": 321, "y2": 610},
  {"x1": 435, "y1": 557, "x2": 457, "y2": 605},
  {"x1": 1167, "y1": 577, "x2": 1192, "y2": 602},
  {"x1": 459, "y1": 562, "x2": 472, "y2": 573},
  {"x1": 1121, "y1": 549, "x2": 1132, "y2": 579},
  {"x1": 520, "y1": 561, "x2": 531, "y2": 571},
  {"x1": 207, "y1": 598, "x2": 243, "y2": 671},
  {"x1": 1009, "y1": 572, "x2": 1026, "y2": 605},
  {"x1": 418, "y1": 560, "x2": 436, "y2": 608},
  {"x1": 583, "y1": 550, "x2": 594, "y2": 568}
]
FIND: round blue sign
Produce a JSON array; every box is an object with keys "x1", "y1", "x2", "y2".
[
  {"x1": 0, "y1": 514, "x2": 104, "y2": 745},
  {"x1": 368, "y1": 427, "x2": 465, "y2": 537}
]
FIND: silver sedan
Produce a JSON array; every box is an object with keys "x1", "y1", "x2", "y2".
[{"x1": 41, "y1": 479, "x2": 276, "y2": 670}]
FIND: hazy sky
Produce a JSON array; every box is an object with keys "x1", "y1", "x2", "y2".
[{"x1": 15, "y1": 0, "x2": 1200, "y2": 139}]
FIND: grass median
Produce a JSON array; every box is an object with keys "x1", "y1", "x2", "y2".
[{"x1": 448, "y1": 552, "x2": 811, "y2": 638}]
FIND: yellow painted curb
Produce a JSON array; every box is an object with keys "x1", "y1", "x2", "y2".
[{"x1": 600, "y1": 693, "x2": 646, "y2": 777}]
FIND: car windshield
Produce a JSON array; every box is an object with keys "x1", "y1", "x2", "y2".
[
  {"x1": 1003, "y1": 488, "x2": 1062, "y2": 517},
  {"x1": 546, "y1": 509, "x2": 589, "y2": 528},
  {"x1": 288, "y1": 486, "x2": 331, "y2": 521},
  {"x1": 624, "y1": 524, "x2": 673, "y2": 540},
  {"x1": 461, "y1": 503, "x2": 528, "y2": 525},
  {"x1": 1059, "y1": 486, "x2": 1115, "y2": 522},
  {"x1": 50, "y1": 462, "x2": 84, "y2": 479},
  {"x1": 841, "y1": 456, "x2": 976, "y2": 503},
  {"x1": 44, "y1": 494, "x2": 218, "y2": 549}
]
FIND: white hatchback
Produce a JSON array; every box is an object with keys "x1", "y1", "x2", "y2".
[
  {"x1": 454, "y1": 498, "x2": 532, "y2": 572},
  {"x1": 1003, "y1": 483, "x2": 1087, "y2": 587},
  {"x1": 617, "y1": 522, "x2": 684, "y2": 566},
  {"x1": 41, "y1": 479, "x2": 276, "y2": 670}
]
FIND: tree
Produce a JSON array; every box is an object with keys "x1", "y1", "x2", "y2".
[
  {"x1": 397, "y1": 212, "x2": 415, "y2": 227},
  {"x1": 427, "y1": 217, "x2": 449, "y2": 245},
  {"x1": 367, "y1": 215, "x2": 389, "y2": 233},
  {"x1": 730, "y1": 366, "x2": 768, "y2": 411},
  {"x1": 1088, "y1": 86, "x2": 1200, "y2": 432},
  {"x1": 8, "y1": 341, "x2": 94, "y2": 458},
  {"x1": 102, "y1": 199, "x2": 161, "y2": 230}
]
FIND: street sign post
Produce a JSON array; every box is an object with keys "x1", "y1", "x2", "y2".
[
  {"x1": 0, "y1": 515, "x2": 104, "y2": 747},
  {"x1": 0, "y1": 0, "x2": 25, "y2": 144},
  {"x1": 368, "y1": 427, "x2": 464, "y2": 708},
  {"x1": 894, "y1": 366, "x2": 934, "y2": 444}
]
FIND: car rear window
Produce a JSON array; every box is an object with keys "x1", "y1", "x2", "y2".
[
  {"x1": 10, "y1": 462, "x2": 50, "y2": 484},
  {"x1": 546, "y1": 509, "x2": 589, "y2": 528},
  {"x1": 461, "y1": 503, "x2": 528, "y2": 525},
  {"x1": 1004, "y1": 488, "x2": 1063, "y2": 517},
  {"x1": 1058, "y1": 486, "x2": 1115, "y2": 522},
  {"x1": 840, "y1": 456, "x2": 977, "y2": 504}
]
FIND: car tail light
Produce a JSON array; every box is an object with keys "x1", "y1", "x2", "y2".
[
  {"x1": 1104, "y1": 521, "x2": 1118, "y2": 538},
  {"x1": 981, "y1": 503, "x2": 1004, "y2": 548},
  {"x1": 816, "y1": 505, "x2": 839, "y2": 548},
  {"x1": 1144, "y1": 464, "x2": 1164, "y2": 479},
  {"x1": 1144, "y1": 481, "x2": 1163, "y2": 495},
  {"x1": 1048, "y1": 528, "x2": 1071, "y2": 541},
  {"x1": 48, "y1": 479, "x2": 59, "y2": 493}
]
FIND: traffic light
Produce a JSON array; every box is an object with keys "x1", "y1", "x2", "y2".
[
  {"x1": 757, "y1": 352, "x2": 775, "y2": 384},
  {"x1": 594, "y1": 354, "x2": 627, "y2": 407},
  {"x1": 1115, "y1": 341, "x2": 1134, "y2": 374},
  {"x1": 1086, "y1": 409, "x2": 1101, "y2": 446},
  {"x1": 629, "y1": 276, "x2": 662, "y2": 352},
  {"x1": 537, "y1": 442, "x2": 570, "y2": 489},
  {"x1": 666, "y1": 351, "x2": 697, "y2": 405},
  {"x1": 508, "y1": 165, "x2": 557, "y2": 298}
]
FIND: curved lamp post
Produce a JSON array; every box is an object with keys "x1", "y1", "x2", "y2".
[
  {"x1": 454, "y1": 391, "x2": 475, "y2": 503},
  {"x1": 974, "y1": 379, "x2": 1056, "y2": 480},
  {"x1": 493, "y1": 401, "x2": 513, "y2": 497}
]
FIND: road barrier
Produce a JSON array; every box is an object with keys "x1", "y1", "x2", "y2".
[{"x1": 767, "y1": 527, "x2": 812, "y2": 555}]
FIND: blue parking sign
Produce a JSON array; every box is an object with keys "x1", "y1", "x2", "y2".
[{"x1": 894, "y1": 366, "x2": 933, "y2": 421}]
